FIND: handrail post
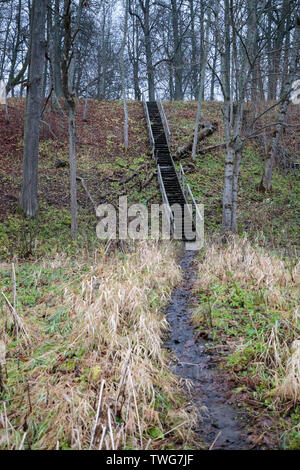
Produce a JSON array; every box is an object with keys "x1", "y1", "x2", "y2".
[
  {"x1": 178, "y1": 165, "x2": 204, "y2": 247},
  {"x1": 142, "y1": 91, "x2": 155, "y2": 160},
  {"x1": 156, "y1": 95, "x2": 171, "y2": 151},
  {"x1": 157, "y1": 165, "x2": 174, "y2": 236}
]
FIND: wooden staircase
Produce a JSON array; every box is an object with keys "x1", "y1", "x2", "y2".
[{"x1": 144, "y1": 99, "x2": 198, "y2": 243}]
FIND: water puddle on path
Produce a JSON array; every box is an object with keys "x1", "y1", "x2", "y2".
[{"x1": 164, "y1": 250, "x2": 252, "y2": 450}]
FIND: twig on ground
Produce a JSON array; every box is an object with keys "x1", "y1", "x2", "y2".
[
  {"x1": 121, "y1": 162, "x2": 149, "y2": 184},
  {"x1": 173, "y1": 120, "x2": 217, "y2": 160},
  {"x1": 26, "y1": 379, "x2": 32, "y2": 414},
  {"x1": 209, "y1": 431, "x2": 222, "y2": 450},
  {"x1": 146, "y1": 194, "x2": 156, "y2": 204},
  {"x1": 11, "y1": 263, "x2": 17, "y2": 310},
  {"x1": 40, "y1": 120, "x2": 59, "y2": 140},
  {"x1": 198, "y1": 141, "x2": 226, "y2": 154},
  {"x1": 140, "y1": 171, "x2": 157, "y2": 191},
  {"x1": 128, "y1": 369, "x2": 143, "y2": 448},
  {"x1": 76, "y1": 176, "x2": 97, "y2": 213}
]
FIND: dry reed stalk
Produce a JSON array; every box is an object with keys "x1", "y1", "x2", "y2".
[
  {"x1": 0, "y1": 340, "x2": 5, "y2": 392},
  {"x1": 18, "y1": 432, "x2": 27, "y2": 450},
  {"x1": 89, "y1": 379, "x2": 105, "y2": 449},
  {"x1": 11, "y1": 263, "x2": 17, "y2": 310},
  {"x1": 164, "y1": 420, "x2": 188, "y2": 437},
  {"x1": 98, "y1": 425, "x2": 107, "y2": 450},
  {"x1": 1, "y1": 292, "x2": 30, "y2": 345},
  {"x1": 128, "y1": 369, "x2": 143, "y2": 448},
  {"x1": 276, "y1": 339, "x2": 300, "y2": 402},
  {"x1": 3, "y1": 402, "x2": 9, "y2": 448},
  {"x1": 114, "y1": 349, "x2": 131, "y2": 415},
  {"x1": 145, "y1": 438, "x2": 152, "y2": 450},
  {"x1": 107, "y1": 407, "x2": 115, "y2": 450}
]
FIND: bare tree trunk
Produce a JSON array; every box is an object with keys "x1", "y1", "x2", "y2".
[
  {"x1": 223, "y1": 107, "x2": 244, "y2": 233},
  {"x1": 191, "y1": 9, "x2": 210, "y2": 161},
  {"x1": 6, "y1": 0, "x2": 22, "y2": 98},
  {"x1": 19, "y1": 0, "x2": 47, "y2": 217},
  {"x1": 189, "y1": 0, "x2": 198, "y2": 100},
  {"x1": 231, "y1": 140, "x2": 242, "y2": 232},
  {"x1": 128, "y1": 11, "x2": 141, "y2": 100},
  {"x1": 68, "y1": 105, "x2": 78, "y2": 238},
  {"x1": 144, "y1": 1, "x2": 155, "y2": 100},
  {"x1": 62, "y1": 0, "x2": 80, "y2": 239},
  {"x1": 48, "y1": 3, "x2": 59, "y2": 110},
  {"x1": 171, "y1": 0, "x2": 183, "y2": 100},
  {"x1": 259, "y1": 83, "x2": 292, "y2": 191},
  {"x1": 221, "y1": 0, "x2": 256, "y2": 233},
  {"x1": 5, "y1": 101, "x2": 9, "y2": 124},
  {"x1": 260, "y1": 15, "x2": 300, "y2": 191},
  {"x1": 210, "y1": 33, "x2": 218, "y2": 101},
  {"x1": 120, "y1": 0, "x2": 129, "y2": 149},
  {"x1": 83, "y1": 97, "x2": 88, "y2": 121},
  {"x1": 6, "y1": 52, "x2": 29, "y2": 96},
  {"x1": 221, "y1": 0, "x2": 233, "y2": 233},
  {"x1": 53, "y1": 0, "x2": 63, "y2": 97},
  {"x1": 129, "y1": 0, "x2": 155, "y2": 100},
  {"x1": 222, "y1": 143, "x2": 235, "y2": 232},
  {"x1": 0, "y1": 2, "x2": 13, "y2": 80}
]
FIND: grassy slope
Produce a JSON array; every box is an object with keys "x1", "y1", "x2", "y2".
[
  {"x1": 0, "y1": 99, "x2": 159, "y2": 260},
  {"x1": 0, "y1": 98, "x2": 299, "y2": 449},
  {"x1": 0, "y1": 98, "x2": 299, "y2": 257},
  {"x1": 164, "y1": 101, "x2": 299, "y2": 448},
  {"x1": 164, "y1": 100, "x2": 300, "y2": 247}
]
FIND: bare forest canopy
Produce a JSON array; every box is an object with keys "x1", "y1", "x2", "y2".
[{"x1": 0, "y1": 0, "x2": 299, "y2": 102}]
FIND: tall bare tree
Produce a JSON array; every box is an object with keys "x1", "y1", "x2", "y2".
[
  {"x1": 19, "y1": 0, "x2": 48, "y2": 217},
  {"x1": 260, "y1": 14, "x2": 300, "y2": 191},
  {"x1": 219, "y1": 0, "x2": 258, "y2": 233},
  {"x1": 120, "y1": 0, "x2": 129, "y2": 149},
  {"x1": 191, "y1": 6, "x2": 210, "y2": 161},
  {"x1": 129, "y1": 0, "x2": 155, "y2": 100},
  {"x1": 61, "y1": 0, "x2": 84, "y2": 239}
]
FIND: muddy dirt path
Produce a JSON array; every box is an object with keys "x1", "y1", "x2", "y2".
[{"x1": 164, "y1": 250, "x2": 252, "y2": 450}]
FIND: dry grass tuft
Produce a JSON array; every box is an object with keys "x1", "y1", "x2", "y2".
[
  {"x1": 194, "y1": 235, "x2": 300, "y2": 403},
  {"x1": 0, "y1": 241, "x2": 197, "y2": 450},
  {"x1": 276, "y1": 340, "x2": 300, "y2": 403},
  {"x1": 196, "y1": 235, "x2": 299, "y2": 310}
]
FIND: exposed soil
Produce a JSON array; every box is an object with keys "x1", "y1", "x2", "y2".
[{"x1": 164, "y1": 249, "x2": 253, "y2": 450}]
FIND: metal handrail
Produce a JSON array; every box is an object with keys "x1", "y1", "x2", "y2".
[
  {"x1": 178, "y1": 163, "x2": 185, "y2": 190},
  {"x1": 156, "y1": 96, "x2": 171, "y2": 151},
  {"x1": 178, "y1": 164, "x2": 203, "y2": 242},
  {"x1": 187, "y1": 183, "x2": 203, "y2": 222},
  {"x1": 157, "y1": 165, "x2": 174, "y2": 234},
  {"x1": 142, "y1": 91, "x2": 155, "y2": 159}
]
